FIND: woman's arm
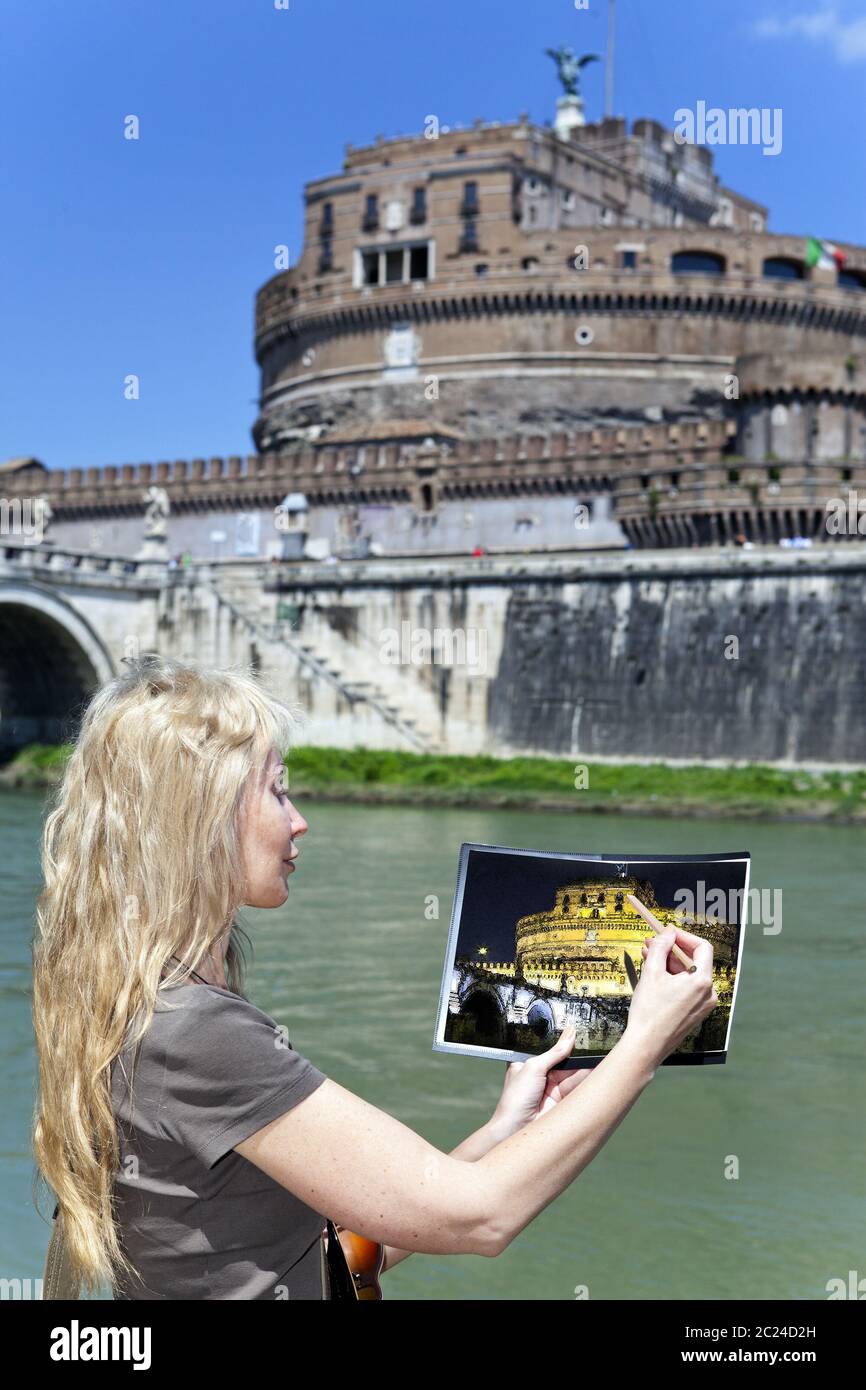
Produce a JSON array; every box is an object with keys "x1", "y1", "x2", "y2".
[
  {"x1": 235, "y1": 930, "x2": 714, "y2": 1263},
  {"x1": 234, "y1": 1032, "x2": 656, "y2": 1260},
  {"x1": 380, "y1": 1039, "x2": 656, "y2": 1273},
  {"x1": 381, "y1": 1114, "x2": 512, "y2": 1274}
]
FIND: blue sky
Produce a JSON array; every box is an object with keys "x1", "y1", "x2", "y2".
[{"x1": 2, "y1": 0, "x2": 864, "y2": 471}]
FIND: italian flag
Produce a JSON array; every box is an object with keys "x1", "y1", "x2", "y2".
[{"x1": 805, "y1": 236, "x2": 848, "y2": 270}]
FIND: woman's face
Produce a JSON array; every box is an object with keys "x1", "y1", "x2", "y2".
[{"x1": 240, "y1": 746, "x2": 308, "y2": 908}]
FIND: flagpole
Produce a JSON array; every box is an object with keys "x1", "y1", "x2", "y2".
[{"x1": 606, "y1": 0, "x2": 616, "y2": 117}]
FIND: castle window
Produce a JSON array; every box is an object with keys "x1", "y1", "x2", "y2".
[
  {"x1": 320, "y1": 201, "x2": 333, "y2": 234},
  {"x1": 580, "y1": 893, "x2": 587, "y2": 905},
  {"x1": 615, "y1": 893, "x2": 624, "y2": 909},
  {"x1": 362, "y1": 194, "x2": 379, "y2": 231},
  {"x1": 409, "y1": 244, "x2": 429, "y2": 279},
  {"x1": 597, "y1": 892, "x2": 605, "y2": 904},
  {"x1": 622, "y1": 250, "x2": 637, "y2": 269},
  {"x1": 591, "y1": 908, "x2": 600, "y2": 918},
  {"x1": 763, "y1": 256, "x2": 805, "y2": 280},
  {"x1": 562, "y1": 894, "x2": 570, "y2": 913},
  {"x1": 475, "y1": 263, "x2": 489, "y2": 277},
  {"x1": 317, "y1": 238, "x2": 333, "y2": 274},
  {"x1": 461, "y1": 181, "x2": 479, "y2": 216},
  {"x1": 356, "y1": 242, "x2": 432, "y2": 289},
  {"x1": 671, "y1": 250, "x2": 725, "y2": 275},
  {"x1": 459, "y1": 219, "x2": 479, "y2": 253},
  {"x1": 410, "y1": 187, "x2": 427, "y2": 225},
  {"x1": 839, "y1": 268, "x2": 866, "y2": 290},
  {"x1": 522, "y1": 256, "x2": 539, "y2": 272}
]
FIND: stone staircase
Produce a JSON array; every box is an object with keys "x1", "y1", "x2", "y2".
[{"x1": 202, "y1": 579, "x2": 445, "y2": 753}]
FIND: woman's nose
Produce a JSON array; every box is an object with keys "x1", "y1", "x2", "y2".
[{"x1": 289, "y1": 802, "x2": 308, "y2": 836}]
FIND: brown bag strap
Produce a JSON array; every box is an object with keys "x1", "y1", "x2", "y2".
[{"x1": 43, "y1": 1206, "x2": 81, "y2": 1300}]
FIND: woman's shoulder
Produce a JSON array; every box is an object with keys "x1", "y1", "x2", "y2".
[
  {"x1": 157, "y1": 982, "x2": 273, "y2": 1022},
  {"x1": 153, "y1": 982, "x2": 294, "y2": 1048},
  {"x1": 158, "y1": 981, "x2": 244, "y2": 1004}
]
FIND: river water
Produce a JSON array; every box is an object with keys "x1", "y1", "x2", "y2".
[{"x1": 3, "y1": 787, "x2": 863, "y2": 1300}]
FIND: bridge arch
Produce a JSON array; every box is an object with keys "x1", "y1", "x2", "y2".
[
  {"x1": 0, "y1": 582, "x2": 116, "y2": 754},
  {"x1": 459, "y1": 983, "x2": 507, "y2": 1046},
  {"x1": 525, "y1": 997, "x2": 557, "y2": 1043}
]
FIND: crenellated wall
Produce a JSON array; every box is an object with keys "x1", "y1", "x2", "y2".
[{"x1": 6, "y1": 415, "x2": 866, "y2": 558}]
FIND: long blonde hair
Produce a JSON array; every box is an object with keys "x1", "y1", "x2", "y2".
[{"x1": 31, "y1": 654, "x2": 302, "y2": 1295}]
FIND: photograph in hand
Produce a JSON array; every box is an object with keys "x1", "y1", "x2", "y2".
[{"x1": 433, "y1": 846, "x2": 750, "y2": 1068}]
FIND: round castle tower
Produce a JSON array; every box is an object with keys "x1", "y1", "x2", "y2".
[{"x1": 253, "y1": 114, "x2": 866, "y2": 470}]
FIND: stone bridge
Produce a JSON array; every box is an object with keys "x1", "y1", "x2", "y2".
[
  {"x1": 447, "y1": 959, "x2": 624, "y2": 1054},
  {"x1": 1, "y1": 538, "x2": 865, "y2": 765}
]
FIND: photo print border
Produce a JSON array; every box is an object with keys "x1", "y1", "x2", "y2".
[{"x1": 432, "y1": 844, "x2": 751, "y2": 1069}]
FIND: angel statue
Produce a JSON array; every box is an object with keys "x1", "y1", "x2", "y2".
[
  {"x1": 142, "y1": 484, "x2": 170, "y2": 539},
  {"x1": 545, "y1": 46, "x2": 600, "y2": 98},
  {"x1": 32, "y1": 493, "x2": 54, "y2": 543}
]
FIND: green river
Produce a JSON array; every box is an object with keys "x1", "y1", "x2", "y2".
[{"x1": 3, "y1": 788, "x2": 863, "y2": 1300}]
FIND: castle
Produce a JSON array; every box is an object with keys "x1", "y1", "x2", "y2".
[
  {"x1": 445, "y1": 877, "x2": 738, "y2": 1057},
  {"x1": 4, "y1": 94, "x2": 866, "y2": 559}
]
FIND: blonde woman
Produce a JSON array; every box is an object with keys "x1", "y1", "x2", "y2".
[{"x1": 31, "y1": 654, "x2": 717, "y2": 1300}]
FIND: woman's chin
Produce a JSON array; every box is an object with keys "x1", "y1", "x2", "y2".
[
  {"x1": 271, "y1": 880, "x2": 290, "y2": 906},
  {"x1": 244, "y1": 881, "x2": 290, "y2": 908}
]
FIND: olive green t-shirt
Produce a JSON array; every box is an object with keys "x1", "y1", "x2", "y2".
[{"x1": 110, "y1": 980, "x2": 330, "y2": 1300}]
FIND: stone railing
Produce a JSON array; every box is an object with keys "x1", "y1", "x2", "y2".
[{"x1": 0, "y1": 540, "x2": 153, "y2": 577}]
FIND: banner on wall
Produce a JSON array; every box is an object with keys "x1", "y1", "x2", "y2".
[{"x1": 235, "y1": 513, "x2": 261, "y2": 556}]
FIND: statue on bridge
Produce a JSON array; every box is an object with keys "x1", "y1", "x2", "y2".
[
  {"x1": 142, "y1": 485, "x2": 170, "y2": 539},
  {"x1": 33, "y1": 493, "x2": 54, "y2": 545},
  {"x1": 137, "y1": 484, "x2": 171, "y2": 564}
]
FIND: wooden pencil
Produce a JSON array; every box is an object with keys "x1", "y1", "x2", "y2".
[{"x1": 626, "y1": 893, "x2": 698, "y2": 973}]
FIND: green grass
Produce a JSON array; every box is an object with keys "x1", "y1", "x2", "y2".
[
  {"x1": 3, "y1": 742, "x2": 865, "y2": 820},
  {"x1": 282, "y1": 745, "x2": 866, "y2": 819},
  {"x1": 0, "y1": 742, "x2": 74, "y2": 776}
]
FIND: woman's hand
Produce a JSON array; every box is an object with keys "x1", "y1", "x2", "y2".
[
  {"x1": 489, "y1": 930, "x2": 705, "y2": 1140},
  {"x1": 625, "y1": 929, "x2": 717, "y2": 1067},
  {"x1": 489, "y1": 1025, "x2": 592, "y2": 1139}
]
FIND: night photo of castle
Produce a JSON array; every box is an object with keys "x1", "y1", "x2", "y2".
[{"x1": 436, "y1": 849, "x2": 746, "y2": 1066}]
